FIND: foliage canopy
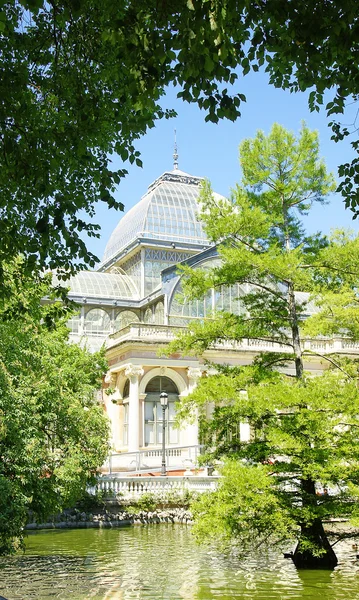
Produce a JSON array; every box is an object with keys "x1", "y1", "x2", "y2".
[
  {"x1": 0, "y1": 260, "x2": 110, "y2": 554},
  {"x1": 1, "y1": 0, "x2": 358, "y2": 275}
]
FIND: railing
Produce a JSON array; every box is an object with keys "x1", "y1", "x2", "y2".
[
  {"x1": 104, "y1": 445, "x2": 203, "y2": 475},
  {"x1": 95, "y1": 475, "x2": 219, "y2": 498},
  {"x1": 108, "y1": 323, "x2": 183, "y2": 347},
  {"x1": 107, "y1": 323, "x2": 359, "y2": 354}
]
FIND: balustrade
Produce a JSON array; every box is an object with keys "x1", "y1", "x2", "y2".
[
  {"x1": 105, "y1": 323, "x2": 359, "y2": 355},
  {"x1": 95, "y1": 475, "x2": 219, "y2": 498}
]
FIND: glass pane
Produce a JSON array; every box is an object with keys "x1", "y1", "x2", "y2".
[
  {"x1": 157, "y1": 424, "x2": 163, "y2": 444},
  {"x1": 145, "y1": 424, "x2": 155, "y2": 446},
  {"x1": 144, "y1": 308, "x2": 153, "y2": 323},
  {"x1": 67, "y1": 313, "x2": 81, "y2": 334},
  {"x1": 168, "y1": 402, "x2": 176, "y2": 420},
  {"x1": 145, "y1": 402, "x2": 155, "y2": 420},
  {"x1": 169, "y1": 424, "x2": 178, "y2": 444},
  {"x1": 145, "y1": 377, "x2": 178, "y2": 394},
  {"x1": 156, "y1": 402, "x2": 164, "y2": 420}
]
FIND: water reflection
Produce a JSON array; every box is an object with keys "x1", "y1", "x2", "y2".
[{"x1": 0, "y1": 526, "x2": 358, "y2": 599}]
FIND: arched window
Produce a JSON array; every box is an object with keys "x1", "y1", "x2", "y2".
[
  {"x1": 169, "y1": 290, "x2": 213, "y2": 324},
  {"x1": 144, "y1": 376, "x2": 179, "y2": 446},
  {"x1": 114, "y1": 310, "x2": 139, "y2": 332},
  {"x1": 154, "y1": 302, "x2": 164, "y2": 324},
  {"x1": 144, "y1": 307, "x2": 153, "y2": 323},
  {"x1": 84, "y1": 309, "x2": 111, "y2": 336},
  {"x1": 169, "y1": 280, "x2": 246, "y2": 325}
]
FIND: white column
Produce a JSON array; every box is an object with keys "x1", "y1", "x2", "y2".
[
  {"x1": 186, "y1": 367, "x2": 202, "y2": 446},
  {"x1": 125, "y1": 364, "x2": 144, "y2": 453}
]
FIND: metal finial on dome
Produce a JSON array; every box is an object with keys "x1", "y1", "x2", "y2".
[{"x1": 173, "y1": 129, "x2": 179, "y2": 170}]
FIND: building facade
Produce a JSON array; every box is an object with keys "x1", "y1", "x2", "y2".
[{"x1": 61, "y1": 166, "x2": 356, "y2": 472}]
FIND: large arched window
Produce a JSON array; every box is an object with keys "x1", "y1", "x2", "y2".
[
  {"x1": 169, "y1": 280, "x2": 246, "y2": 326},
  {"x1": 84, "y1": 309, "x2": 111, "y2": 336},
  {"x1": 114, "y1": 310, "x2": 139, "y2": 332},
  {"x1": 144, "y1": 376, "x2": 179, "y2": 446}
]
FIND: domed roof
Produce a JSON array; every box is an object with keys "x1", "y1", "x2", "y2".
[{"x1": 102, "y1": 169, "x2": 212, "y2": 264}]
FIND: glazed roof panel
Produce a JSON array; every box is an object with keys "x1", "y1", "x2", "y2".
[
  {"x1": 102, "y1": 170, "x2": 216, "y2": 263},
  {"x1": 53, "y1": 271, "x2": 139, "y2": 299}
]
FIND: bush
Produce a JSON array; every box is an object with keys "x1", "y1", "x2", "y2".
[{"x1": 124, "y1": 489, "x2": 199, "y2": 514}]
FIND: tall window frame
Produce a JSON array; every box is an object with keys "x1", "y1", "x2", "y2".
[{"x1": 144, "y1": 376, "x2": 179, "y2": 447}]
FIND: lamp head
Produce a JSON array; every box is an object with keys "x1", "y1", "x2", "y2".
[{"x1": 159, "y1": 391, "x2": 168, "y2": 406}]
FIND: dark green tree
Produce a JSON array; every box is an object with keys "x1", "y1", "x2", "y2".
[
  {"x1": 1, "y1": 0, "x2": 358, "y2": 276},
  {"x1": 167, "y1": 124, "x2": 359, "y2": 568},
  {"x1": 0, "y1": 260, "x2": 110, "y2": 554}
]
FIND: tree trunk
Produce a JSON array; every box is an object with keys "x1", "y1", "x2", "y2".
[
  {"x1": 287, "y1": 280, "x2": 303, "y2": 379},
  {"x1": 293, "y1": 519, "x2": 338, "y2": 569},
  {"x1": 293, "y1": 478, "x2": 337, "y2": 569},
  {"x1": 283, "y1": 204, "x2": 303, "y2": 380}
]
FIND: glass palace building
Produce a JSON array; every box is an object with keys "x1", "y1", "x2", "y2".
[{"x1": 63, "y1": 165, "x2": 324, "y2": 471}]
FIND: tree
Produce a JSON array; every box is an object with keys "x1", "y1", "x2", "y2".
[
  {"x1": 0, "y1": 260, "x2": 110, "y2": 554},
  {"x1": 1, "y1": 1, "x2": 358, "y2": 276},
  {"x1": 0, "y1": 0, "x2": 173, "y2": 275},
  {"x1": 181, "y1": 369, "x2": 359, "y2": 569},
  {"x1": 167, "y1": 124, "x2": 359, "y2": 568},
  {"x1": 302, "y1": 230, "x2": 359, "y2": 341}
]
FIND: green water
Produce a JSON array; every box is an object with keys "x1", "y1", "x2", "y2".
[{"x1": 0, "y1": 525, "x2": 359, "y2": 600}]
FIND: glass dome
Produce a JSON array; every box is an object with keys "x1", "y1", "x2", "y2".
[
  {"x1": 102, "y1": 170, "x2": 219, "y2": 264},
  {"x1": 53, "y1": 271, "x2": 139, "y2": 300}
]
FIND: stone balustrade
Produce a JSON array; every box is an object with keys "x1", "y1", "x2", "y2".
[
  {"x1": 108, "y1": 323, "x2": 182, "y2": 347},
  {"x1": 106, "y1": 323, "x2": 359, "y2": 354},
  {"x1": 95, "y1": 475, "x2": 219, "y2": 498}
]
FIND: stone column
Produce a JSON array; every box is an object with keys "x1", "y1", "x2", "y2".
[
  {"x1": 125, "y1": 364, "x2": 144, "y2": 453},
  {"x1": 186, "y1": 367, "x2": 202, "y2": 447}
]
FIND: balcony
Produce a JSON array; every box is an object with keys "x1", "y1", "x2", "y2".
[{"x1": 107, "y1": 323, "x2": 359, "y2": 355}]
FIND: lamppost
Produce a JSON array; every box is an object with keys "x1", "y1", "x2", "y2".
[{"x1": 160, "y1": 391, "x2": 168, "y2": 476}]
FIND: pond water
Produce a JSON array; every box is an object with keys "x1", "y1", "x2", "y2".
[{"x1": 1, "y1": 525, "x2": 359, "y2": 600}]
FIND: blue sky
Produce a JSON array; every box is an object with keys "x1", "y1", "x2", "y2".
[{"x1": 88, "y1": 70, "x2": 358, "y2": 263}]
